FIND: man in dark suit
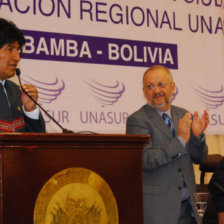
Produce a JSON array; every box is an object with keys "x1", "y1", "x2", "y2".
[
  {"x1": 209, "y1": 158, "x2": 224, "y2": 224},
  {"x1": 126, "y1": 65, "x2": 209, "y2": 224},
  {"x1": 0, "y1": 18, "x2": 45, "y2": 132}
]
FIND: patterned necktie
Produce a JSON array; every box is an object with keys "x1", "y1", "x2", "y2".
[{"x1": 162, "y1": 113, "x2": 175, "y2": 137}]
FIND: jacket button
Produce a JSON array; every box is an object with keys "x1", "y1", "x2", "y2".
[
  {"x1": 178, "y1": 186, "x2": 182, "y2": 190},
  {"x1": 178, "y1": 168, "x2": 182, "y2": 172}
]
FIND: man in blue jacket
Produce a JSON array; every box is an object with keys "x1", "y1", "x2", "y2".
[{"x1": 0, "y1": 17, "x2": 45, "y2": 132}]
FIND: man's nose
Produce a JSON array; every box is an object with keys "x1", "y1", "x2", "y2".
[
  {"x1": 13, "y1": 50, "x2": 21, "y2": 61},
  {"x1": 153, "y1": 84, "x2": 161, "y2": 92}
]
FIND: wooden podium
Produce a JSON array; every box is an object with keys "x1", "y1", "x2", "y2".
[{"x1": 0, "y1": 133, "x2": 150, "y2": 224}]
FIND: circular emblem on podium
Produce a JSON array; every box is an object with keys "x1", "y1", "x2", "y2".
[{"x1": 34, "y1": 167, "x2": 119, "y2": 224}]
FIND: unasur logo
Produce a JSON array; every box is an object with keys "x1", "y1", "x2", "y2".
[
  {"x1": 194, "y1": 85, "x2": 224, "y2": 109},
  {"x1": 21, "y1": 75, "x2": 65, "y2": 104},
  {"x1": 194, "y1": 85, "x2": 224, "y2": 126},
  {"x1": 22, "y1": 75, "x2": 69, "y2": 124},
  {"x1": 80, "y1": 79, "x2": 128, "y2": 125},
  {"x1": 85, "y1": 79, "x2": 125, "y2": 107}
]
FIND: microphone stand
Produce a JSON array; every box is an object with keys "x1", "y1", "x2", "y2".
[{"x1": 15, "y1": 68, "x2": 74, "y2": 133}]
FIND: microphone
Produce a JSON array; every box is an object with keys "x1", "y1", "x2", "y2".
[{"x1": 15, "y1": 68, "x2": 74, "y2": 133}]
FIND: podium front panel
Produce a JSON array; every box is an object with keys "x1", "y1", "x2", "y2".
[{"x1": 0, "y1": 133, "x2": 150, "y2": 224}]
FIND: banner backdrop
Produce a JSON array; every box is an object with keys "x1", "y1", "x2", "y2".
[{"x1": 0, "y1": 0, "x2": 223, "y2": 134}]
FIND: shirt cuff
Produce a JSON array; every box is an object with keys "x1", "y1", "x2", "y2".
[
  {"x1": 22, "y1": 105, "x2": 40, "y2": 120},
  {"x1": 177, "y1": 136, "x2": 186, "y2": 148},
  {"x1": 198, "y1": 133, "x2": 206, "y2": 143}
]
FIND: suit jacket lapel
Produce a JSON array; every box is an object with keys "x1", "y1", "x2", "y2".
[
  {"x1": 144, "y1": 104, "x2": 173, "y2": 138},
  {"x1": 171, "y1": 106, "x2": 183, "y2": 134}
]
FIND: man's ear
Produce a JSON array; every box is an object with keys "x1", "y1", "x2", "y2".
[
  {"x1": 142, "y1": 86, "x2": 147, "y2": 99},
  {"x1": 171, "y1": 82, "x2": 176, "y2": 94}
]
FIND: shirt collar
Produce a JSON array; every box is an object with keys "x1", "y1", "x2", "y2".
[
  {"x1": 0, "y1": 80, "x2": 5, "y2": 86},
  {"x1": 157, "y1": 108, "x2": 171, "y2": 118}
]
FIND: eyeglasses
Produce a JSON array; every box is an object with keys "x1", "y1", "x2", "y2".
[{"x1": 144, "y1": 82, "x2": 169, "y2": 91}]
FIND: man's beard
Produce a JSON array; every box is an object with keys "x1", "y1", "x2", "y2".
[{"x1": 148, "y1": 93, "x2": 171, "y2": 110}]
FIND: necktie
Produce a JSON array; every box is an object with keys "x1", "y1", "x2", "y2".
[
  {"x1": 162, "y1": 113, "x2": 175, "y2": 137},
  {"x1": 0, "y1": 82, "x2": 10, "y2": 108}
]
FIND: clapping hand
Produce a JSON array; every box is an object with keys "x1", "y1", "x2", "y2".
[
  {"x1": 178, "y1": 112, "x2": 192, "y2": 143},
  {"x1": 192, "y1": 110, "x2": 209, "y2": 137}
]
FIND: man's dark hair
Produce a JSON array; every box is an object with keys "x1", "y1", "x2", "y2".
[{"x1": 0, "y1": 18, "x2": 25, "y2": 49}]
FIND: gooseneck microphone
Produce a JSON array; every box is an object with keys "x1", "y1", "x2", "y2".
[{"x1": 15, "y1": 68, "x2": 74, "y2": 133}]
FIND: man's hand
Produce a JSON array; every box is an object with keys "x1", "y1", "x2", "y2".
[
  {"x1": 177, "y1": 112, "x2": 192, "y2": 143},
  {"x1": 192, "y1": 110, "x2": 209, "y2": 137},
  {"x1": 20, "y1": 84, "x2": 38, "y2": 112}
]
